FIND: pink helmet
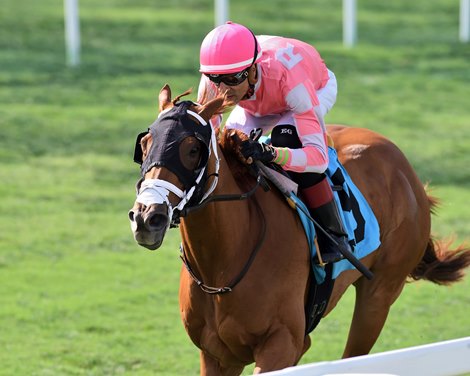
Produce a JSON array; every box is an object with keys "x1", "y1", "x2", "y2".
[{"x1": 199, "y1": 22, "x2": 262, "y2": 74}]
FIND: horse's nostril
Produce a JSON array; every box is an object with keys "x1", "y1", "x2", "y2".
[
  {"x1": 146, "y1": 213, "x2": 169, "y2": 231},
  {"x1": 129, "y1": 209, "x2": 145, "y2": 227}
]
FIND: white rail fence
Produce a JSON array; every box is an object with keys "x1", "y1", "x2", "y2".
[
  {"x1": 263, "y1": 337, "x2": 470, "y2": 376},
  {"x1": 64, "y1": 1, "x2": 470, "y2": 66},
  {"x1": 214, "y1": 0, "x2": 470, "y2": 46},
  {"x1": 342, "y1": 0, "x2": 470, "y2": 46}
]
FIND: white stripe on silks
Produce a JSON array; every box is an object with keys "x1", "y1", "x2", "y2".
[
  {"x1": 289, "y1": 148, "x2": 308, "y2": 169},
  {"x1": 285, "y1": 83, "x2": 313, "y2": 114}
]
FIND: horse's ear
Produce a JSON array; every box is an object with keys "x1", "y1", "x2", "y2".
[
  {"x1": 158, "y1": 84, "x2": 172, "y2": 113},
  {"x1": 197, "y1": 96, "x2": 225, "y2": 123},
  {"x1": 140, "y1": 133, "x2": 153, "y2": 161}
]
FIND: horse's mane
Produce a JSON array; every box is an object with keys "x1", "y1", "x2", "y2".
[{"x1": 217, "y1": 128, "x2": 258, "y2": 190}]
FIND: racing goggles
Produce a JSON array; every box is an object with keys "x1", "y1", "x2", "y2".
[{"x1": 206, "y1": 68, "x2": 249, "y2": 87}]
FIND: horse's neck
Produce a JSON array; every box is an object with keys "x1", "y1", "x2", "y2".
[{"x1": 179, "y1": 144, "x2": 253, "y2": 284}]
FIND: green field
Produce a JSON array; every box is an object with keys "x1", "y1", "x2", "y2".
[{"x1": 0, "y1": 0, "x2": 469, "y2": 375}]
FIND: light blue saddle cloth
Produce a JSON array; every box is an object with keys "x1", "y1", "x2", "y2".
[{"x1": 294, "y1": 147, "x2": 381, "y2": 284}]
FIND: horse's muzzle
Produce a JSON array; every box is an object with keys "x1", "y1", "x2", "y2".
[{"x1": 128, "y1": 203, "x2": 170, "y2": 250}]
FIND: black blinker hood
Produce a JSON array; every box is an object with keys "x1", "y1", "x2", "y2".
[{"x1": 134, "y1": 101, "x2": 212, "y2": 190}]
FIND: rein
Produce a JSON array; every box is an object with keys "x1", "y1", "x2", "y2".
[
  {"x1": 179, "y1": 174, "x2": 263, "y2": 217},
  {"x1": 179, "y1": 173, "x2": 267, "y2": 295}
]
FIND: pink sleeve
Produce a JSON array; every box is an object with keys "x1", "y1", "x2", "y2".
[{"x1": 277, "y1": 68, "x2": 329, "y2": 174}]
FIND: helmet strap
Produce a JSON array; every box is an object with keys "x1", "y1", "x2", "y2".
[
  {"x1": 243, "y1": 85, "x2": 255, "y2": 100},
  {"x1": 243, "y1": 64, "x2": 257, "y2": 100},
  {"x1": 248, "y1": 64, "x2": 258, "y2": 82}
]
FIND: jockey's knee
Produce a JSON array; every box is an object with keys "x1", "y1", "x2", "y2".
[{"x1": 271, "y1": 124, "x2": 302, "y2": 149}]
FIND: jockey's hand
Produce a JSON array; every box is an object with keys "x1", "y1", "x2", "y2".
[
  {"x1": 240, "y1": 139, "x2": 277, "y2": 164},
  {"x1": 249, "y1": 128, "x2": 263, "y2": 142}
]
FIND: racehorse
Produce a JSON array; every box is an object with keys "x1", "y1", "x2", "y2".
[{"x1": 128, "y1": 85, "x2": 470, "y2": 375}]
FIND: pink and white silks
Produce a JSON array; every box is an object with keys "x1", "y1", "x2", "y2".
[{"x1": 198, "y1": 35, "x2": 337, "y2": 174}]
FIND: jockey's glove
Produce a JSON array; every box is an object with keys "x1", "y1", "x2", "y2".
[{"x1": 240, "y1": 139, "x2": 277, "y2": 164}]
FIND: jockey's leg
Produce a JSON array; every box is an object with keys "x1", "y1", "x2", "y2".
[
  {"x1": 271, "y1": 123, "x2": 350, "y2": 264},
  {"x1": 301, "y1": 176, "x2": 350, "y2": 264}
]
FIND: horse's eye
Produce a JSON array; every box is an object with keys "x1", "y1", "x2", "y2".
[{"x1": 190, "y1": 146, "x2": 200, "y2": 156}]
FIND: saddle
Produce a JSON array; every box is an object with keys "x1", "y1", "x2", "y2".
[{"x1": 260, "y1": 147, "x2": 381, "y2": 334}]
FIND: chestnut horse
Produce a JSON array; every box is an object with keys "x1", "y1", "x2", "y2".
[{"x1": 128, "y1": 85, "x2": 470, "y2": 375}]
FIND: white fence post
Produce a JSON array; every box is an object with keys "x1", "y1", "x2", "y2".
[
  {"x1": 64, "y1": 0, "x2": 80, "y2": 66},
  {"x1": 343, "y1": 0, "x2": 357, "y2": 47},
  {"x1": 460, "y1": 0, "x2": 470, "y2": 42},
  {"x1": 214, "y1": 0, "x2": 229, "y2": 27}
]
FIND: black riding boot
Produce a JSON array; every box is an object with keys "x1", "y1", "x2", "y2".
[{"x1": 311, "y1": 199, "x2": 351, "y2": 265}]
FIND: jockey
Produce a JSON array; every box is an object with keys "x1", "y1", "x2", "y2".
[{"x1": 198, "y1": 21, "x2": 350, "y2": 265}]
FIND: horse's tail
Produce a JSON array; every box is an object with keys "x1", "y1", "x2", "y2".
[
  {"x1": 409, "y1": 192, "x2": 470, "y2": 285},
  {"x1": 410, "y1": 238, "x2": 470, "y2": 285}
]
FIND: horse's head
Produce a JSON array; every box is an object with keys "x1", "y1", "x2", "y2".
[{"x1": 129, "y1": 84, "x2": 224, "y2": 250}]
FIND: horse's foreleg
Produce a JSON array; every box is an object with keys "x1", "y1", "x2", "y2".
[
  {"x1": 252, "y1": 327, "x2": 304, "y2": 374},
  {"x1": 200, "y1": 351, "x2": 244, "y2": 376},
  {"x1": 342, "y1": 273, "x2": 406, "y2": 358}
]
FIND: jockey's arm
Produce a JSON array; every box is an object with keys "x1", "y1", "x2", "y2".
[{"x1": 273, "y1": 83, "x2": 329, "y2": 174}]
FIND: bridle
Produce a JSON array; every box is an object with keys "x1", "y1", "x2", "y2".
[{"x1": 133, "y1": 101, "x2": 269, "y2": 294}]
